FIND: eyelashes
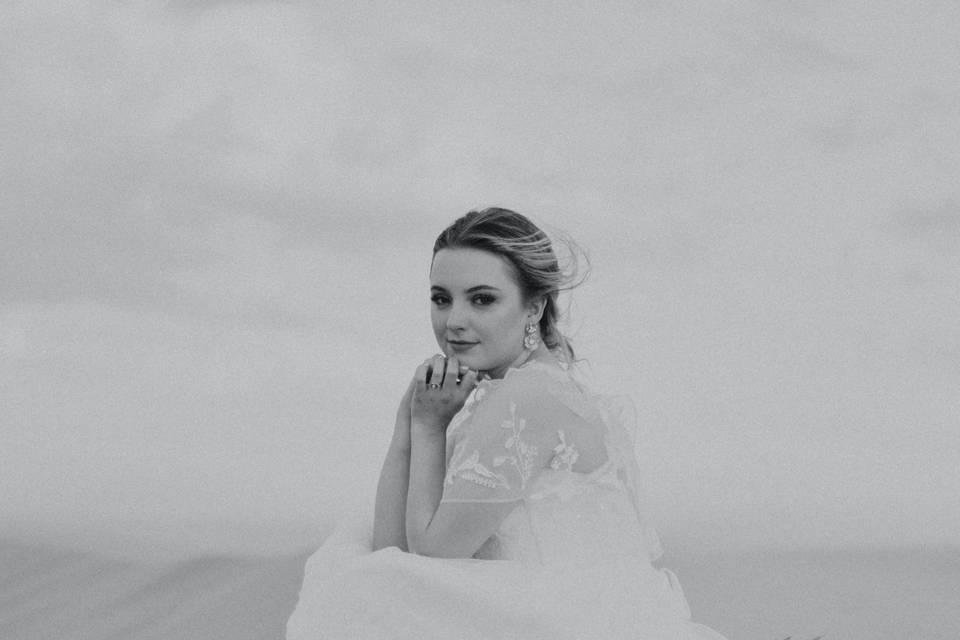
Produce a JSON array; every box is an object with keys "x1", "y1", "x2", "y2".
[{"x1": 430, "y1": 294, "x2": 497, "y2": 307}]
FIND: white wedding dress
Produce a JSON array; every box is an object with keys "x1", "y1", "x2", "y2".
[{"x1": 287, "y1": 360, "x2": 728, "y2": 639}]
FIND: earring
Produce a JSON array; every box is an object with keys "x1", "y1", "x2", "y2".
[{"x1": 523, "y1": 321, "x2": 540, "y2": 351}]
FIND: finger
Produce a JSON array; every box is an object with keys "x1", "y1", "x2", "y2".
[
  {"x1": 414, "y1": 363, "x2": 430, "y2": 386},
  {"x1": 419, "y1": 356, "x2": 436, "y2": 380},
  {"x1": 458, "y1": 369, "x2": 479, "y2": 389},
  {"x1": 429, "y1": 354, "x2": 447, "y2": 387},
  {"x1": 443, "y1": 356, "x2": 460, "y2": 386}
]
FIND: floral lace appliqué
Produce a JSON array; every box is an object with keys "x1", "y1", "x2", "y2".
[
  {"x1": 492, "y1": 402, "x2": 538, "y2": 490},
  {"x1": 549, "y1": 429, "x2": 579, "y2": 471},
  {"x1": 446, "y1": 401, "x2": 539, "y2": 493},
  {"x1": 446, "y1": 450, "x2": 509, "y2": 489}
]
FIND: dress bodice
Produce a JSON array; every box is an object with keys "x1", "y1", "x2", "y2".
[{"x1": 441, "y1": 359, "x2": 663, "y2": 566}]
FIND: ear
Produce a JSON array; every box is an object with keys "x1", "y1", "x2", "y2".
[{"x1": 526, "y1": 296, "x2": 547, "y2": 324}]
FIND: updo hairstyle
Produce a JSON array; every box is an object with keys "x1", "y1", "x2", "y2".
[{"x1": 433, "y1": 207, "x2": 587, "y2": 361}]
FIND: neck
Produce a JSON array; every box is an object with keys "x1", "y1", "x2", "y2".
[{"x1": 485, "y1": 345, "x2": 552, "y2": 380}]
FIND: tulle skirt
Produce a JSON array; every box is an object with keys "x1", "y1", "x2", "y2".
[{"x1": 286, "y1": 516, "x2": 728, "y2": 640}]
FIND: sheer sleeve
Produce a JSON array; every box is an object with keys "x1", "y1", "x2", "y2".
[
  {"x1": 440, "y1": 362, "x2": 664, "y2": 564},
  {"x1": 595, "y1": 391, "x2": 665, "y2": 563},
  {"x1": 441, "y1": 367, "x2": 591, "y2": 504}
]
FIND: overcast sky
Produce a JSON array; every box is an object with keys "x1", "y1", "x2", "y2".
[{"x1": 2, "y1": 1, "x2": 958, "y2": 557}]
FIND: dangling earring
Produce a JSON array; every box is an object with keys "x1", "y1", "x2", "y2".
[{"x1": 523, "y1": 321, "x2": 540, "y2": 351}]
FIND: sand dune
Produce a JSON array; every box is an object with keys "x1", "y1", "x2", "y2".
[
  {"x1": 669, "y1": 546, "x2": 960, "y2": 640},
  {"x1": 0, "y1": 539, "x2": 307, "y2": 640},
  {"x1": 2, "y1": 538, "x2": 957, "y2": 640}
]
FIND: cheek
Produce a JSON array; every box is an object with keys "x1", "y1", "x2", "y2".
[
  {"x1": 430, "y1": 310, "x2": 444, "y2": 334},
  {"x1": 487, "y1": 314, "x2": 521, "y2": 346}
]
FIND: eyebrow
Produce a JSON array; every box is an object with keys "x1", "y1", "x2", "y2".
[{"x1": 430, "y1": 285, "x2": 502, "y2": 293}]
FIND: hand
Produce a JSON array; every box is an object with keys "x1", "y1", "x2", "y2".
[{"x1": 411, "y1": 354, "x2": 479, "y2": 432}]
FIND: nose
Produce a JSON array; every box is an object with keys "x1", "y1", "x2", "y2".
[{"x1": 446, "y1": 300, "x2": 468, "y2": 331}]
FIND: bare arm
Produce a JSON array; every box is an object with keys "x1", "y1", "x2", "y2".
[
  {"x1": 404, "y1": 420, "x2": 446, "y2": 553},
  {"x1": 406, "y1": 420, "x2": 517, "y2": 558},
  {"x1": 404, "y1": 354, "x2": 487, "y2": 556},
  {"x1": 372, "y1": 379, "x2": 415, "y2": 551}
]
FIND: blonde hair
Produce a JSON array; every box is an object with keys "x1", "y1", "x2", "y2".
[{"x1": 433, "y1": 208, "x2": 587, "y2": 360}]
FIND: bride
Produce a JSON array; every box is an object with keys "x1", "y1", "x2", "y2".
[{"x1": 287, "y1": 208, "x2": 728, "y2": 639}]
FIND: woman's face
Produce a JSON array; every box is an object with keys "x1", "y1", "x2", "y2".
[{"x1": 430, "y1": 247, "x2": 540, "y2": 379}]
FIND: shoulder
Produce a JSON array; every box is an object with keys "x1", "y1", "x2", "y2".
[
  {"x1": 470, "y1": 360, "x2": 586, "y2": 423},
  {"x1": 479, "y1": 360, "x2": 571, "y2": 400}
]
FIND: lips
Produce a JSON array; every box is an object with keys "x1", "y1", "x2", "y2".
[{"x1": 447, "y1": 340, "x2": 478, "y2": 350}]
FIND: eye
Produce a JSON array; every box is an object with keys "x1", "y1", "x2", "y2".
[
  {"x1": 430, "y1": 294, "x2": 451, "y2": 306},
  {"x1": 472, "y1": 294, "x2": 496, "y2": 306}
]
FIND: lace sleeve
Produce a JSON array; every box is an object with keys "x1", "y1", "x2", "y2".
[{"x1": 441, "y1": 367, "x2": 588, "y2": 504}]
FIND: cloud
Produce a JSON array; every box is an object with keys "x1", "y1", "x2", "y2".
[
  {"x1": 3, "y1": 0, "x2": 960, "y2": 555},
  {"x1": 0, "y1": 298, "x2": 403, "y2": 546},
  {"x1": 892, "y1": 201, "x2": 960, "y2": 240},
  {"x1": 2, "y1": 1, "x2": 440, "y2": 309}
]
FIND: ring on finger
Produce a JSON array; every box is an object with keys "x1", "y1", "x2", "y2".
[
  {"x1": 431, "y1": 355, "x2": 448, "y2": 385},
  {"x1": 427, "y1": 382, "x2": 441, "y2": 390}
]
